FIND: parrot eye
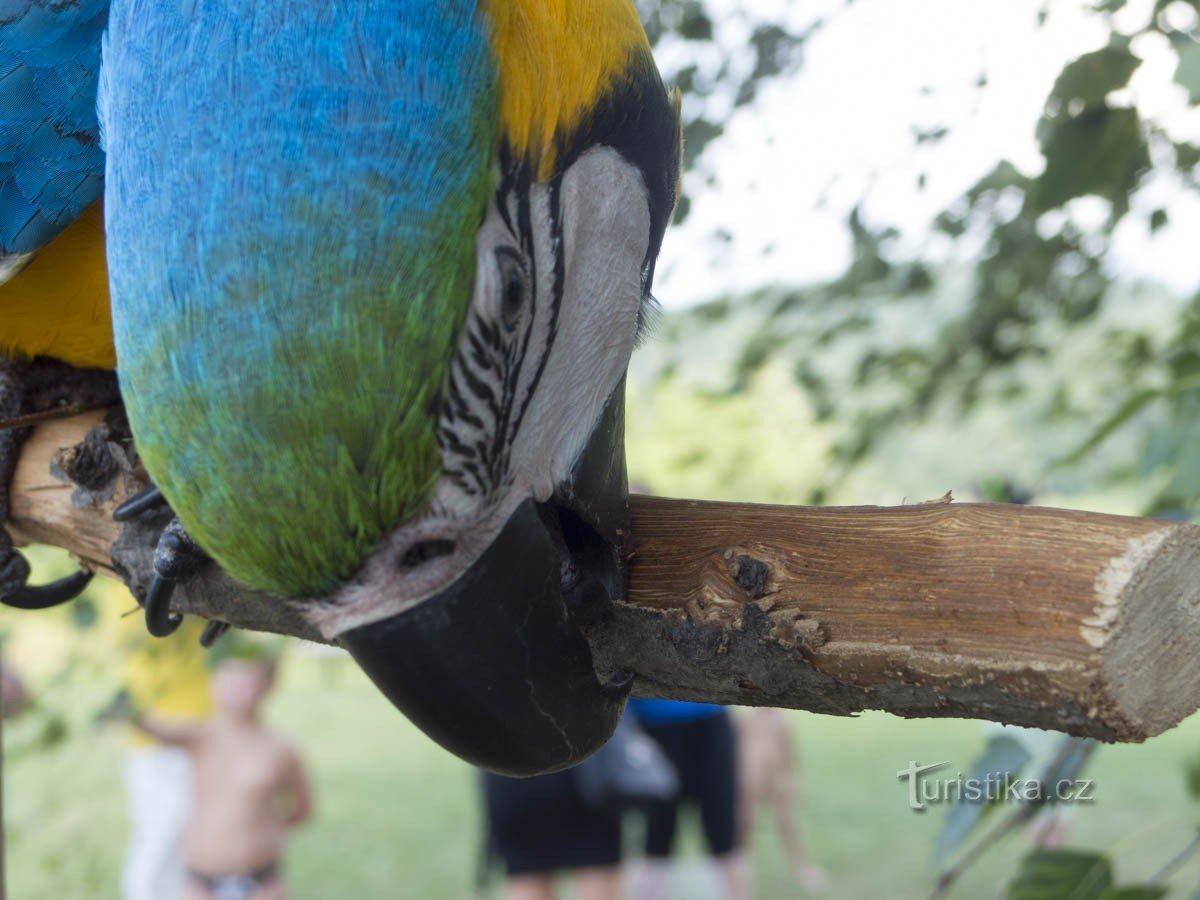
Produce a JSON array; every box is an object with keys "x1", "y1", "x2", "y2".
[{"x1": 494, "y1": 246, "x2": 526, "y2": 329}]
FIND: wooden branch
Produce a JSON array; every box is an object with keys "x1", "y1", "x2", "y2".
[
  {"x1": 9, "y1": 411, "x2": 126, "y2": 574},
  {"x1": 12, "y1": 413, "x2": 1200, "y2": 742}
]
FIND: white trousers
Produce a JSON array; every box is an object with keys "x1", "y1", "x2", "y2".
[{"x1": 121, "y1": 746, "x2": 192, "y2": 900}]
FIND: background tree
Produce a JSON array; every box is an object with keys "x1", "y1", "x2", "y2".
[{"x1": 637, "y1": 0, "x2": 1200, "y2": 518}]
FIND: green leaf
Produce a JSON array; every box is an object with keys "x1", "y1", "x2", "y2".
[
  {"x1": 36, "y1": 713, "x2": 68, "y2": 752},
  {"x1": 1053, "y1": 386, "x2": 1161, "y2": 468},
  {"x1": 682, "y1": 118, "x2": 724, "y2": 170},
  {"x1": 678, "y1": 4, "x2": 713, "y2": 41},
  {"x1": 933, "y1": 734, "x2": 1033, "y2": 866},
  {"x1": 70, "y1": 596, "x2": 97, "y2": 630},
  {"x1": 731, "y1": 330, "x2": 785, "y2": 389},
  {"x1": 966, "y1": 160, "x2": 1030, "y2": 205},
  {"x1": 1007, "y1": 849, "x2": 1114, "y2": 900},
  {"x1": 1163, "y1": 446, "x2": 1200, "y2": 506},
  {"x1": 1187, "y1": 751, "x2": 1200, "y2": 800},
  {"x1": 1176, "y1": 140, "x2": 1200, "y2": 172},
  {"x1": 749, "y1": 24, "x2": 805, "y2": 80},
  {"x1": 1100, "y1": 888, "x2": 1168, "y2": 899},
  {"x1": 1034, "y1": 107, "x2": 1149, "y2": 215},
  {"x1": 1051, "y1": 43, "x2": 1141, "y2": 107},
  {"x1": 1175, "y1": 38, "x2": 1200, "y2": 104}
]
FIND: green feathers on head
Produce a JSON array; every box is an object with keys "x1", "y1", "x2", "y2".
[{"x1": 132, "y1": 167, "x2": 492, "y2": 598}]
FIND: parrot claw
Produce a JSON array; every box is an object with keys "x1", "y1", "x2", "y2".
[
  {"x1": 144, "y1": 573, "x2": 183, "y2": 637},
  {"x1": 113, "y1": 484, "x2": 221, "y2": 642},
  {"x1": 0, "y1": 360, "x2": 118, "y2": 613},
  {"x1": 113, "y1": 485, "x2": 166, "y2": 521},
  {"x1": 141, "y1": 517, "x2": 208, "y2": 638},
  {"x1": 199, "y1": 620, "x2": 231, "y2": 648},
  {"x1": 1, "y1": 548, "x2": 94, "y2": 610}
]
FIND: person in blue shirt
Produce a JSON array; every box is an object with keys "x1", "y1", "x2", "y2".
[{"x1": 628, "y1": 699, "x2": 746, "y2": 899}]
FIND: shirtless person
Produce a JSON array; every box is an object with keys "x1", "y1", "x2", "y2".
[
  {"x1": 134, "y1": 657, "x2": 314, "y2": 900},
  {"x1": 736, "y1": 708, "x2": 828, "y2": 894}
]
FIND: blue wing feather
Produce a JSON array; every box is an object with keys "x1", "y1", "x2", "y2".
[{"x1": 0, "y1": 0, "x2": 107, "y2": 255}]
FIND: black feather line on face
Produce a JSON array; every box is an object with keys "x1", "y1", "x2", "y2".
[
  {"x1": 438, "y1": 160, "x2": 568, "y2": 504},
  {"x1": 508, "y1": 175, "x2": 565, "y2": 446}
]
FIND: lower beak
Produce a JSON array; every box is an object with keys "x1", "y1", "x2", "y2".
[{"x1": 339, "y1": 386, "x2": 632, "y2": 776}]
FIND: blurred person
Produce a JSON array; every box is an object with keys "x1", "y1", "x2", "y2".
[
  {"x1": 1, "y1": 659, "x2": 27, "y2": 718},
  {"x1": 121, "y1": 617, "x2": 214, "y2": 900},
  {"x1": 132, "y1": 654, "x2": 313, "y2": 900},
  {"x1": 628, "y1": 699, "x2": 746, "y2": 900},
  {"x1": 480, "y1": 767, "x2": 623, "y2": 900},
  {"x1": 736, "y1": 708, "x2": 828, "y2": 893}
]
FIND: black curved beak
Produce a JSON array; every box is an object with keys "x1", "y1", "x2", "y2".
[{"x1": 339, "y1": 386, "x2": 632, "y2": 776}]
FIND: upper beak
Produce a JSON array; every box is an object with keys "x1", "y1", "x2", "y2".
[{"x1": 338, "y1": 385, "x2": 632, "y2": 776}]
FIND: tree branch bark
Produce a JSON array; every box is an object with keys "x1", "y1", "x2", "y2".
[{"x1": 11, "y1": 413, "x2": 1200, "y2": 742}]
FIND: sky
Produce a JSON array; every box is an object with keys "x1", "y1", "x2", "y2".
[{"x1": 653, "y1": 0, "x2": 1200, "y2": 308}]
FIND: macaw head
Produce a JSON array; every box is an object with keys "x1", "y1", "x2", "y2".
[{"x1": 101, "y1": 1, "x2": 679, "y2": 775}]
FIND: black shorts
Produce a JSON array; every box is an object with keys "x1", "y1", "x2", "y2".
[
  {"x1": 641, "y1": 712, "x2": 739, "y2": 858},
  {"x1": 482, "y1": 769, "x2": 622, "y2": 876}
]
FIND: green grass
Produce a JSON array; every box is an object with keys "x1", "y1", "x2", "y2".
[{"x1": 8, "y1": 652, "x2": 1200, "y2": 899}]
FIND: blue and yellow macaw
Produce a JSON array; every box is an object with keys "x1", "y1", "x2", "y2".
[
  {"x1": 101, "y1": 0, "x2": 680, "y2": 775},
  {"x1": 0, "y1": 0, "x2": 118, "y2": 610}
]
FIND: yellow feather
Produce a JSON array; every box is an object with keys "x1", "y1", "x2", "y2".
[
  {"x1": 484, "y1": 0, "x2": 651, "y2": 180},
  {"x1": 0, "y1": 202, "x2": 115, "y2": 370}
]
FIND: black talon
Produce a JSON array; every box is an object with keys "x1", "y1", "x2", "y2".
[
  {"x1": 3, "y1": 570, "x2": 94, "y2": 610},
  {"x1": 200, "y1": 620, "x2": 231, "y2": 648},
  {"x1": 144, "y1": 574, "x2": 183, "y2": 637},
  {"x1": 142, "y1": 516, "x2": 207, "y2": 638},
  {"x1": 0, "y1": 491, "x2": 94, "y2": 610},
  {"x1": 113, "y1": 485, "x2": 166, "y2": 522}
]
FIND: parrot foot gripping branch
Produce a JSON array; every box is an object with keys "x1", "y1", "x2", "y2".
[
  {"x1": 110, "y1": 490, "x2": 228, "y2": 646},
  {"x1": 11, "y1": 411, "x2": 1200, "y2": 757}
]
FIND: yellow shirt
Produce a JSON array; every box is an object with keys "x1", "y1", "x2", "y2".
[{"x1": 120, "y1": 616, "x2": 213, "y2": 747}]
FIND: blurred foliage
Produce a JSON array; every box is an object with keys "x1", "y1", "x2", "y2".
[
  {"x1": 932, "y1": 735, "x2": 1100, "y2": 896},
  {"x1": 933, "y1": 733, "x2": 1033, "y2": 868},
  {"x1": 1006, "y1": 849, "x2": 1166, "y2": 899},
  {"x1": 638, "y1": 0, "x2": 821, "y2": 222},
  {"x1": 644, "y1": 0, "x2": 1200, "y2": 516}
]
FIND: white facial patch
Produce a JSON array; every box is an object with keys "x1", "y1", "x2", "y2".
[{"x1": 505, "y1": 150, "x2": 649, "y2": 504}]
